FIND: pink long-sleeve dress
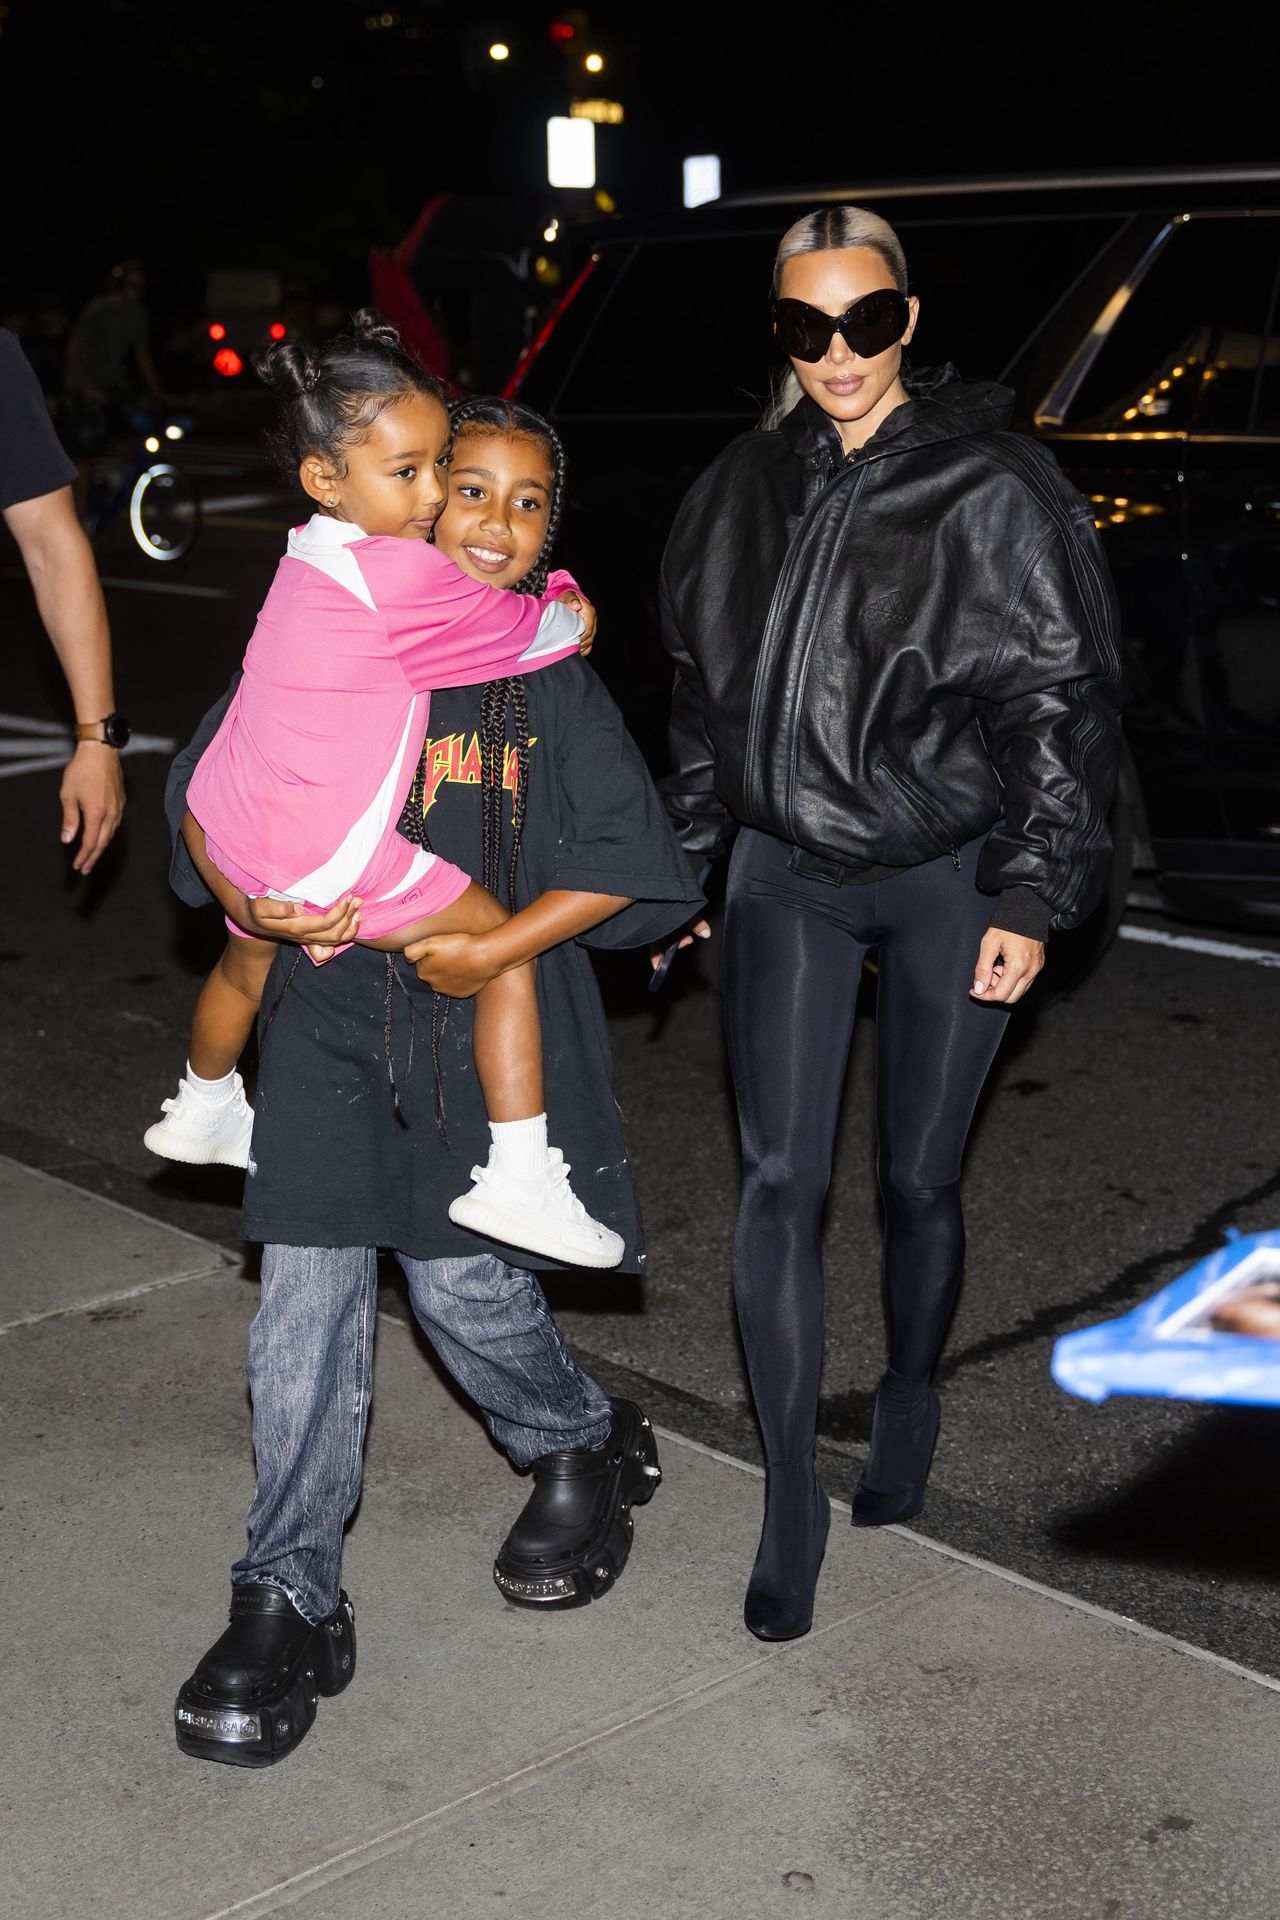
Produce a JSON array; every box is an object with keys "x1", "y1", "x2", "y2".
[{"x1": 187, "y1": 514, "x2": 583, "y2": 942}]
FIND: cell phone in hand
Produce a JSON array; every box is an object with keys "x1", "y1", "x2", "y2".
[{"x1": 648, "y1": 940, "x2": 679, "y2": 994}]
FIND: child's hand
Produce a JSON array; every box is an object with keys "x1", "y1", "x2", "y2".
[
  {"x1": 558, "y1": 588, "x2": 597, "y2": 655},
  {"x1": 403, "y1": 930, "x2": 498, "y2": 998},
  {"x1": 243, "y1": 894, "x2": 362, "y2": 955}
]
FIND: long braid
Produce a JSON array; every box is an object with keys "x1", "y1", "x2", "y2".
[{"x1": 391, "y1": 397, "x2": 567, "y2": 1137}]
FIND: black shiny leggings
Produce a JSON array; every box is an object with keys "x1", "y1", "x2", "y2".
[{"x1": 722, "y1": 827, "x2": 1011, "y2": 1466}]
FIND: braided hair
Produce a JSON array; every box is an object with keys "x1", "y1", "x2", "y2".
[{"x1": 396, "y1": 397, "x2": 570, "y2": 1137}]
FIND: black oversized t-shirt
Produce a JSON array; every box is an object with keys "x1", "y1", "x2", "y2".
[
  {"x1": 0, "y1": 329, "x2": 77, "y2": 511},
  {"x1": 167, "y1": 657, "x2": 703, "y2": 1271}
]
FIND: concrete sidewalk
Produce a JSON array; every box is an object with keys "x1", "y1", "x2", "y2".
[{"x1": 4, "y1": 1154, "x2": 1279, "y2": 1920}]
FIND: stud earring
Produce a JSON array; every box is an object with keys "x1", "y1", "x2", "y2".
[{"x1": 326, "y1": 496, "x2": 337, "y2": 507}]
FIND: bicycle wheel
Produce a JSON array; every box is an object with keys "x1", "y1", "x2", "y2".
[{"x1": 130, "y1": 463, "x2": 200, "y2": 562}]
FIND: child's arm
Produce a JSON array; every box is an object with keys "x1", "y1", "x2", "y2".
[
  {"x1": 404, "y1": 890, "x2": 632, "y2": 999},
  {"x1": 374, "y1": 542, "x2": 592, "y2": 692}
]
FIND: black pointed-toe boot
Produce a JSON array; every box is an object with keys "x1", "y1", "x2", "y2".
[
  {"x1": 174, "y1": 1584, "x2": 356, "y2": 1767},
  {"x1": 850, "y1": 1371, "x2": 941, "y2": 1528},
  {"x1": 494, "y1": 1400, "x2": 661, "y2": 1609},
  {"x1": 743, "y1": 1456, "x2": 831, "y2": 1642}
]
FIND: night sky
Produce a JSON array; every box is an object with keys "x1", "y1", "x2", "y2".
[{"x1": 2, "y1": 0, "x2": 1274, "y2": 315}]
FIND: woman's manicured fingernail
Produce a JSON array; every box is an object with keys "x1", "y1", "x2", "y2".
[{"x1": 973, "y1": 980, "x2": 985, "y2": 993}]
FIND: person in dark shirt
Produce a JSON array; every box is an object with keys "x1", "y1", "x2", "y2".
[
  {"x1": 0, "y1": 327, "x2": 125, "y2": 872},
  {"x1": 164, "y1": 398, "x2": 702, "y2": 1768}
]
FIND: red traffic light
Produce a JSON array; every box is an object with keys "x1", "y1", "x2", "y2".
[
  {"x1": 269, "y1": 322, "x2": 287, "y2": 340},
  {"x1": 208, "y1": 321, "x2": 227, "y2": 341},
  {"x1": 550, "y1": 18, "x2": 574, "y2": 40},
  {"x1": 213, "y1": 346, "x2": 244, "y2": 378}
]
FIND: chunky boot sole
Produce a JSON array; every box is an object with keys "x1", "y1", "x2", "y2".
[
  {"x1": 174, "y1": 1591, "x2": 355, "y2": 1768},
  {"x1": 448, "y1": 1191, "x2": 624, "y2": 1270},
  {"x1": 494, "y1": 1407, "x2": 661, "y2": 1610}
]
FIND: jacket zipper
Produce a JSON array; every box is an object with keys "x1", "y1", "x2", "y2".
[{"x1": 744, "y1": 465, "x2": 870, "y2": 828}]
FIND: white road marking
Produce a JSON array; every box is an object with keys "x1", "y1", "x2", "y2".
[
  {"x1": 200, "y1": 491, "x2": 276, "y2": 514},
  {"x1": 1118, "y1": 923, "x2": 1280, "y2": 968},
  {"x1": 0, "y1": 712, "x2": 175, "y2": 779},
  {"x1": 99, "y1": 576, "x2": 229, "y2": 598}
]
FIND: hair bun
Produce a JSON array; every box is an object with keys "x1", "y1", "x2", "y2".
[
  {"x1": 349, "y1": 307, "x2": 402, "y2": 351},
  {"x1": 257, "y1": 339, "x2": 321, "y2": 398}
]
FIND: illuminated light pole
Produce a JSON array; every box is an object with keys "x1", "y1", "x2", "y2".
[
  {"x1": 488, "y1": 41, "x2": 510, "y2": 60},
  {"x1": 683, "y1": 154, "x2": 721, "y2": 208},
  {"x1": 546, "y1": 115, "x2": 596, "y2": 189}
]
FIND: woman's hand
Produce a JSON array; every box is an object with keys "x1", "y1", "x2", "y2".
[
  {"x1": 970, "y1": 927, "x2": 1045, "y2": 1005},
  {"x1": 404, "y1": 930, "x2": 498, "y2": 998},
  {"x1": 558, "y1": 588, "x2": 597, "y2": 656},
  {"x1": 649, "y1": 916, "x2": 712, "y2": 970}
]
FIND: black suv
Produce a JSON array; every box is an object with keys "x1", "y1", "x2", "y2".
[{"x1": 508, "y1": 167, "x2": 1280, "y2": 933}]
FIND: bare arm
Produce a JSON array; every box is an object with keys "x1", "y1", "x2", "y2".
[
  {"x1": 405, "y1": 888, "x2": 631, "y2": 997},
  {"x1": 180, "y1": 813, "x2": 362, "y2": 952},
  {"x1": 3, "y1": 484, "x2": 124, "y2": 872}
]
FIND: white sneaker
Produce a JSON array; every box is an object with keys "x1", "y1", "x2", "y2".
[
  {"x1": 143, "y1": 1073, "x2": 254, "y2": 1169},
  {"x1": 448, "y1": 1148, "x2": 625, "y2": 1270}
]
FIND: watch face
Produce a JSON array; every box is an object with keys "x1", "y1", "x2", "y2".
[{"x1": 103, "y1": 712, "x2": 131, "y2": 749}]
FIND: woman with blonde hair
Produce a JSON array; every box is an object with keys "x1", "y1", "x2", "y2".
[{"x1": 660, "y1": 205, "x2": 1121, "y2": 1640}]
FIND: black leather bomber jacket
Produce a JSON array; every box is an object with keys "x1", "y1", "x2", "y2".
[{"x1": 658, "y1": 369, "x2": 1123, "y2": 937}]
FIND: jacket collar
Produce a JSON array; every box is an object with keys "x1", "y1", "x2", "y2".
[
  {"x1": 288, "y1": 512, "x2": 369, "y2": 554},
  {"x1": 777, "y1": 364, "x2": 1016, "y2": 473}
]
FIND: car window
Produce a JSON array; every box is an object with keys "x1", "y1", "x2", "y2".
[
  {"x1": 556, "y1": 233, "x2": 778, "y2": 418},
  {"x1": 553, "y1": 217, "x2": 1118, "y2": 419},
  {"x1": 1248, "y1": 284, "x2": 1280, "y2": 435},
  {"x1": 1069, "y1": 215, "x2": 1280, "y2": 433},
  {"x1": 893, "y1": 215, "x2": 1118, "y2": 382}
]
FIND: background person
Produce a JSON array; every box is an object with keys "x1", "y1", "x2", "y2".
[
  {"x1": 0, "y1": 326, "x2": 126, "y2": 873},
  {"x1": 65, "y1": 259, "x2": 161, "y2": 426},
  {"x1": 659, "y1": 205, "x2": 1122, "y2": 1642}
]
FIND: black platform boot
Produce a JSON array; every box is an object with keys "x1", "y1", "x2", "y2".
[
  {"x1": 494, "y1": 1400, "x2": 661, "y2": 1610},
  {"x1": 174, "y1": 1584, "x2": 356, "y2": 1767},
  {"x1": 743, "y1": 1455, "x2": 831, "y2": 1642},
  {"x1": 850, "y1": 1370, "x2": 941, "y2": 1527}
]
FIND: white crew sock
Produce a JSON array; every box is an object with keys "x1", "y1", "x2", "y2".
[
  {"x1": 489, "y1": 1113, "x2": 550, "y2": 1177},
  {"x1": 183, "y1": 1062, "x2": 238, "y2": 1104}
]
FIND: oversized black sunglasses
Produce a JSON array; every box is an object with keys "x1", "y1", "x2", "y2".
[{"x1": 772, "y1": 287, "x2": 909, "y2": 363}]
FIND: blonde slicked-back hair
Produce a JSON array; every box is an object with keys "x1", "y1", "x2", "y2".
[{"x1": 763, "y1": 205, "x2": 909, "y2": 429}]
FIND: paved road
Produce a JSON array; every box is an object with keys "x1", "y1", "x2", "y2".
[{"x1": 4, "y1": 440, "x2": 1279, "y2": 1675}]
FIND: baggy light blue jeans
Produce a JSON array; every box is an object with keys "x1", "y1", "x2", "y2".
[{"x1": 232, "y1": 1246, "x2": 613, "y2": 1622}]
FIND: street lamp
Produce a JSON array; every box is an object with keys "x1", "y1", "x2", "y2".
[
  {"x1": 546, "y1": 115, "x2": 596, "y2": 187},
  {"x1": 683, "y1": 154, "x2": 721, "y2": 208},
  {"x1": 584, "y1": 51, "x2": 604, "y2": 72},
  {"x1": 489, "y1": 41, "x2": 510, "y2": 60}
]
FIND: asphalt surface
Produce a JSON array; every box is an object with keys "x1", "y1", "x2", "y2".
[{"x1": 5, "y1": 427, "x2": 1280, "y2": 1677}]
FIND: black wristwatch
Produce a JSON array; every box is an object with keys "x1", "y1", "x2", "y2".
[{"x1": 75, "y1": 711, "x2": 131, "y2": 749}]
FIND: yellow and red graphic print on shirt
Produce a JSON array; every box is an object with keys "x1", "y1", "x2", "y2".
[{"x1": 408, "y1": 728, "x2": 537, "y2": 827}]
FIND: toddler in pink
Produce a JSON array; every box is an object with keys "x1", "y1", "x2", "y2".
[{"x1": 187, "y1": 514, "x2": 582, "y2": 945}]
